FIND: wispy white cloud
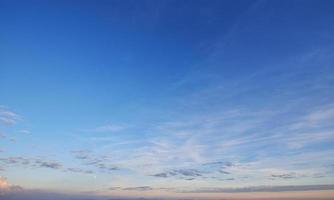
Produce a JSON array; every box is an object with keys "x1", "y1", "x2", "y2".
[
  {"x1": 94, "y1": 124, "x2": 125, "y2": 132},
  {"x1": 18, "y1": 130, "x2": 31, "y2": 134},
  {"x1": 0, "y1": 106, "x2": 21, "y2": 125},
  {"x1": 83, "y1": 124, "x2": 126, "y2": 133}
]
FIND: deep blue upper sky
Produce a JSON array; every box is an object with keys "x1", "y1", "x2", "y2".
[{"x1": 0, "y1": 0, "x2": 334, "y2": 198}]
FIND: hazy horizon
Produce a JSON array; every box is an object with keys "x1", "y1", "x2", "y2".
[{"x1": 1, "y1": 0, "x2": 334, "y2": 199}]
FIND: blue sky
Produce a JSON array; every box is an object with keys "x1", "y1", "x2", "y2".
[{"x1": 1, "y1": 0, "x2": 334, "y2": 199}]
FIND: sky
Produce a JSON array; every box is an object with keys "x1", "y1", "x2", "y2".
[{"x1": 1, "y1": 0, "x2": 334, "y2": 199}]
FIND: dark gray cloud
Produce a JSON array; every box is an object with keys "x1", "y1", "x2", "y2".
[
  {"x1": 0, "y1": 157, "x2": 62, "y2": 170},
  {"x1": 217, "y1": 177, "x2": 235, "y2": 181},
  {"x1": 36, "y1": 160, "x2": 62, "y2": 169},
  {"x1": 270, "y1": 172, "x2": 300, "y2": 179},
  {"x1": 0, "y1": 156, "x2": 27, "y2": 164},
  {"x1": 270, "y1": 172, "x2": 328, "y2": 180},
  {"x1": 76, "y1": 155, "x2": 90, "y2": 160},
  {"x1": 152, "y1": 166, "x2": 240, "y2": 181},
  {"x1": 151, "y1": 164, "x2": 238, "y2": 181},
  {"x1": 108, "y1": 187, "x2": 175, "y2": 192},
  {"x1": 66, "y1": 168, "x2": 93, "y2": 174},
  {"x1": 123, "y1": 186, "x2": 153, "y2": 191},
  {"x1": 218, "y1": 170, "x2": 231, "y2": 174},
  {"x1": 84, "y1": 157, "x2": 119, "y2": 172},
  {"x1": 0, "y1": 156, "x2": 92, "y2": 175},
  {"x1": 108, "y1": 187, "x2": 121, "y2": 190},
  {"x1": 72, "y1": 150, "x2": 119, "y2": 173},
  {"x1": 312, "y1": 173, "x2": 326, "y2": 178},
  {"x1": 152, "y1": 169, "x2": 203, "y2": 180},
  {"x1": 152, "y1": 172, "x2": 169, "y2": 178},
  {"x1": 203, "y1": 161, "x2": 234, "y2": 168},
  {"x1": 201, "y1": 161, "x2": 235, "y2": 177},
  {"x1": 9, "y1": 138, "x2": 16, "y2": 143},
  {"x1": 96, "y1": 164, "x2": 118, "y2": 172},
  {"x1": 72, "y1": 150, "x2": 91, "y2": 160},
  {"x1": 172, "y1": 169, "x2": 202, "y2": 177}
]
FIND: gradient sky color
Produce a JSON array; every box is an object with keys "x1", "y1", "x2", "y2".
[{"x1": 1, "y1": 0, "x2": 334, "y2": 199}]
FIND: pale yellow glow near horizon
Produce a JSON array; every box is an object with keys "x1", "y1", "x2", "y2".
[{"x1": 93, "y1": 190, "x2": 334, "y2": 199}]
